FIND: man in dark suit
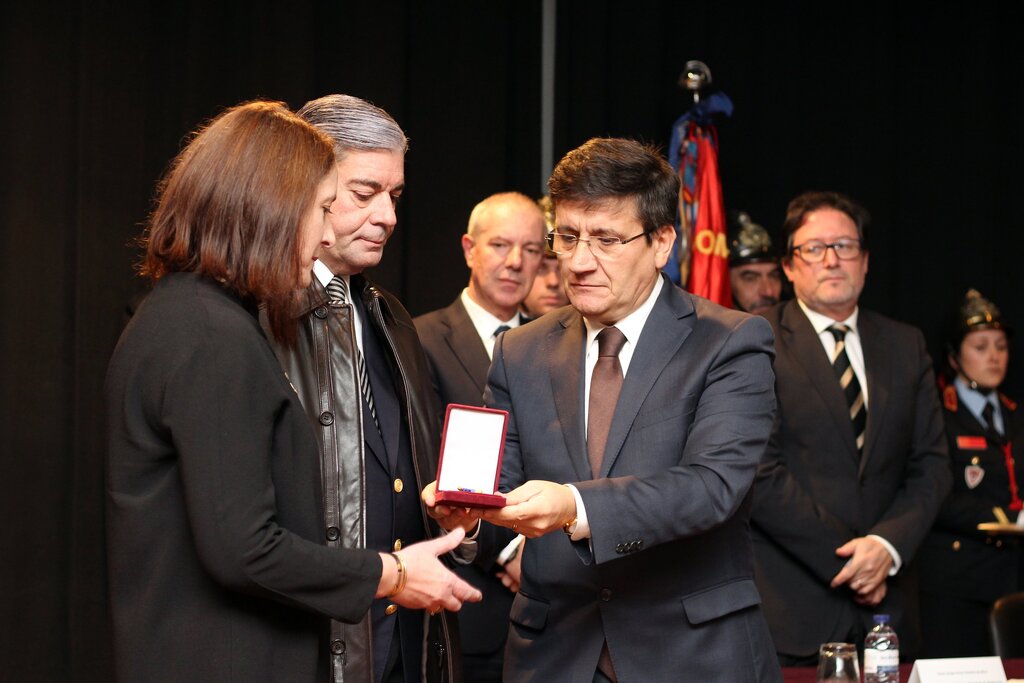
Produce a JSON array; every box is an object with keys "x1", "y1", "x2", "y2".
[
  {"x1": 751, "y1": 191, "x2": 951, "y2": 665},
  {"x1": 430, "y1": 138, "x2": 781, "y2": 681},
  {"x1": 414, "y1": 191, "x2": 546, "y2": 682},
  {"x1": 270, "y1": 95, "x2": 480, "y2": 683},
  {"x1": 415, "y1": 191, "x2": 547, "y2": 413}
]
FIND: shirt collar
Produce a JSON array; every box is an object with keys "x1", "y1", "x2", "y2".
[
  {"x1": 583, "y1": 275, "x2": 664, "y2": 348},
  {"x1": 312, "y1": 259, "x2": 339, "y2": 290},
  {"x1": 797, "y1": 298, "x2": 860, "y2": 337},
  {"x1": 460, "y1": 289, "x2": 521, "y2": 342},
  {"x1": 954, "y1": 375, "x2": 998, "y2": 415}
]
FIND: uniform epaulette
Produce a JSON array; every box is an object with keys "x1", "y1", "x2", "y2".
[{"x1": 943, "y1": 384, "x2": 959, "y2": 412}]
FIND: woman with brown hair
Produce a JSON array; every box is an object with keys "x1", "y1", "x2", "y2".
[{"x1": 104, "y1": 100, "x2": 477, "y2": 682}]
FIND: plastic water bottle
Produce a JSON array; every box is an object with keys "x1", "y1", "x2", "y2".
[{"x1": 864, "y1": 614, "x2": 900, "y2": 683}]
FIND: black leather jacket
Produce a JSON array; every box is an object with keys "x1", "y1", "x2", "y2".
[{"x1": 269, "y1": 275, "x2": 458, "y2": 683}]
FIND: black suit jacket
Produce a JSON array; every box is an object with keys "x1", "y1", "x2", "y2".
[
  {"x1": 751, "y1": 300, "x2": 951, "y2": 658},
  {"x1": 414, "y1": 296, "x2": 516, "y2": 658},
  {"x1": 919, "y1": 385, "x2": 1024, "y2": 602},
  {"x1": 105, "y1": 273, "x2": 382, "y2": 682}
]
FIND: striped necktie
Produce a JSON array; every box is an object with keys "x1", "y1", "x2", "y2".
[
  {"x1": 829, "y1": 324, "x2": 867, "y2": 452},
  {"x1": 326, "y1": 276, "x2": 380, "y2": 435}
]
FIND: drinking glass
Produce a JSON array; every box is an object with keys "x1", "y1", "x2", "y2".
[{"x1": 815, "y1": 642, "x2": 860, "y2": 682}]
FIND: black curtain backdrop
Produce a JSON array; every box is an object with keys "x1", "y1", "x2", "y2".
[{"x1": 2, "y1": 2, "x2": 1022, "y2": 680}]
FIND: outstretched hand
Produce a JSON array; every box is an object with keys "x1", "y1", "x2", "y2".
[
  {"x1": 478, "y1": 480, "x2": 576, "y2": 538},
  {"x1": 377, "y1": 527, "x2": 483, "y2": 613}
]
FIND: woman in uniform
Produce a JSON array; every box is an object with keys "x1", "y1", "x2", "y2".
[{"x1": 919, "y1": 289, "x2": 1022, "y2": 657}]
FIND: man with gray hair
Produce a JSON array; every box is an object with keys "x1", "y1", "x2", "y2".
[{"x1": 266, "y1": 94, "x2": 480, "y2": 683}]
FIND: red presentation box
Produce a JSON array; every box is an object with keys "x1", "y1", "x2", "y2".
[{"x1": 434, "y1": 404, "x2": 508, "y2": 508}]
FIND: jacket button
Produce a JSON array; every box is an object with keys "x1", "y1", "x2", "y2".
[
  {"x1": 393, "y1": 539, "x2": 403, "y2": 551},
  {"x1": 319, "y1": 411, "x2": 334, "y2": 426},
  {"x1": 326, "y1": 526, "x2": 340, "y2": 541},
  {"x1": 952, "y1": 540, "x2": 961, "y2": 551},
  {"x1": 615, "y1": 543, "x2": 625, "y2": 554},
  {"x1": 636, "y1": 539, "x2": 644, "y2": 550},
  {"x1": 996, "y1": 539, "x2": 1004, "y2": 548},
  {"x1": 385, "y1": 604, "x2": 398, "y2": 616},
  {"x1": 394, "y1": 478, "x2": 404, "y2": 493},
  {"x1": 314, "y1": 306, "x2": 329, "y2": 319},
  {"x1": 330, "y1": 639, "x2": 345, "y2": 655},
  {"x1": 600, "y1": 588, "x2": 612, "y2": 602}
]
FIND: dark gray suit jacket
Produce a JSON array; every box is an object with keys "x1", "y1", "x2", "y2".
[
  {"x1": 486, "y1": 279, "x2": 781, "y2": 683},
  {"x1": 414, "y1": 297, "x2": 491, "y2": 416},
  {"x1": 751, "y1": 300, "x2": 951, "y2": 658}
]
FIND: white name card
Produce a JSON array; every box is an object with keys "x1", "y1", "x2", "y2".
[{"x1": 908, "y1": 656, "x2": 1006, "y2": 683}]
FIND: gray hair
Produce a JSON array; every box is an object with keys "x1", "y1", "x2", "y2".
[{"x1": 296, "y1": 94, "x2": 408, "y2": 158}]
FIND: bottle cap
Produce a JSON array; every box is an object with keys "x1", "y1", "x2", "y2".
[{"x1": 872, "y1": 614, "x2": 890, "y2": 624}]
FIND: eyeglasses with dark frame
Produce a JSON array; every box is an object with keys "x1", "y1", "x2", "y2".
[
  {"x1": 547, "y1": 231, "x2": 648, "y2": 258},
  {"x1": 790, "y1": 239, "x2": 863, "y2": 264}
]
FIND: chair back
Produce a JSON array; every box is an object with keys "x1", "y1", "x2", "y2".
[{"x1": 990, "y1": 591, "x2": 1024, "y2": 658}]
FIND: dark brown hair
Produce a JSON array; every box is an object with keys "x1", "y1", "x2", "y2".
[
  {"x1": 781, "y1": 191, "x2": 870, "y2": 260},
  {"x1": 141, "y1": 100, "x2": 334, "y2": 340},
  {"x1": 548, "y1": 137, "x2": 678, "y2": 242}
]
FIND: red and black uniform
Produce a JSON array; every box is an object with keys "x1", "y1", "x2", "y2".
[{"x1": 918, "y1": 383, "x2": 1024, "y2": 657}]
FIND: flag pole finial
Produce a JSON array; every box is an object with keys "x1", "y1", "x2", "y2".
[{"x1": 679, "y1": 60, "x2": 712, "y2": 104}]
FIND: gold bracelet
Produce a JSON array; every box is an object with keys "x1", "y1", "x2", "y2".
[
  {"x1": 562, "y1": 517, "x2": 578, "y2": 536},
  {"x1": 387, "y1": 552, "x2": 407, "y2": 597}
]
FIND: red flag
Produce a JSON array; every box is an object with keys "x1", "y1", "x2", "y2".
[{"x1": 685, "y1": 127, "x2": 731, "y2": 306}]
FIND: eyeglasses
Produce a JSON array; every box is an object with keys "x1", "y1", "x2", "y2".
[
  {"x1": 790, "y1": 239, "x2": 863, "y2": 264},
  {"x1": 547, "y1": 231, "x2": 647, "y2": 258}
]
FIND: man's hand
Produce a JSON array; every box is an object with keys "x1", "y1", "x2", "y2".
[
  {"x1": 830, "y1": 536, "x2": 893, "y2": 598},
  {"x1": 479, "y1": 481, "x2": 576, "y2": 538},
  {"x1": 854, "y1": 581, "x2": 887, "y2": 606},
  {"x1": 377, "y1": 527, "x2": 483, "y2": 613},
  {"x1": 421, "y1": 480, "x2": 480, "y2": 533},
  {"x1": 495, "y1": 540, "x2": 523, "y2": 593}
]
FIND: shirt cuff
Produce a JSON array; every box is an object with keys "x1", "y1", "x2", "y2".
[
  {"x1": 1016, "y1": 509, "x2": 1024, "y2": 527},
  {"x1": 441, "y1": 520, "x2": 480, "y2": 565},
  {"x1": 565, "y1": 484, "x2": 591, "y2": 541},
  {"x1": 867, "y1": 534, "x2": 901, "y2": 575},
  {"x1": 497, "y1": 534, "x2": 525, "y2": 566}
]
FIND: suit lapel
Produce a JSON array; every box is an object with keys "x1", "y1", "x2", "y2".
[
  {"x1": 858, "y1": 311, "x2": 890, "y2": 475},
  {"x1": 780, "y1": 301, "x2": 860, "y2": 463},
  {"x1": 599, "y1": 282, "x2": 694, "y2": 477},
  {"x1": 442, "y1": 299, "x2": 490, "y2": 398},
  {"x1": 550, "y1": 309, "x2": 591, "y2": 481}
]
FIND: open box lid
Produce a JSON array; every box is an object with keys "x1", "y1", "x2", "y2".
[{"x1": 435, "y1": 404, "x2": 508, "y2": 508}]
